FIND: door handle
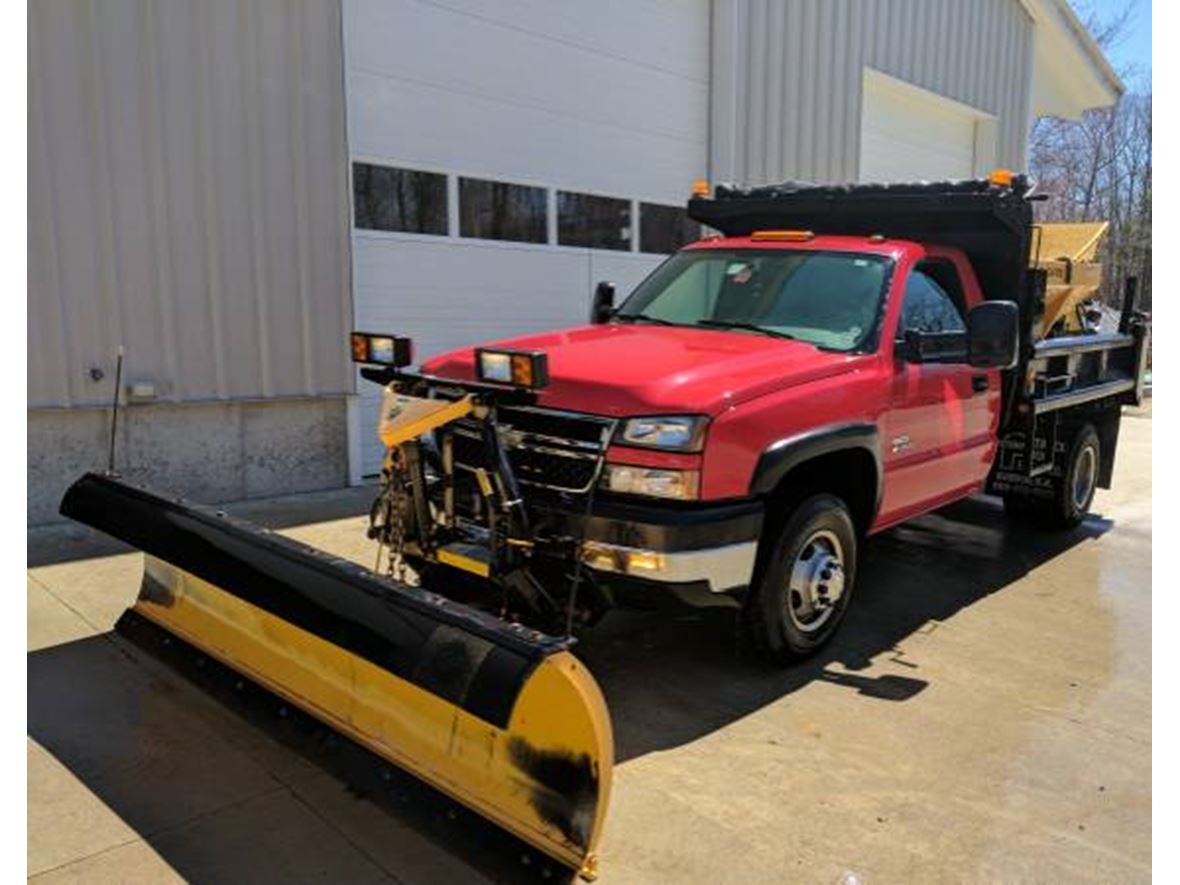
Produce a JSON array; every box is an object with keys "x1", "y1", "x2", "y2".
[{"x1": 972, "y1": 375, "x2": 989, "y2": 394}]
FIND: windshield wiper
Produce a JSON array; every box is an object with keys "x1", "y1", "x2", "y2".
[
  {"x1": 695, "y1": 319, "x2": 798, "y2": 340},
  {"x1": 615, "y1": 313, "x2": 678, "y2": 326}
]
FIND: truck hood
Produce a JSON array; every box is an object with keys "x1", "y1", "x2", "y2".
[{"x1": 421, "y1": 324, "x2": 866, "y2": 417}]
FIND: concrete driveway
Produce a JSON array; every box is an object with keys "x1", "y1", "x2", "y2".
[{"x1": 27, "y1": 407, "x2": 1151, "y2": 883}]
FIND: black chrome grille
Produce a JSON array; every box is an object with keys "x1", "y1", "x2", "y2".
[
  {"x1": 508, "y1": 445, "x2": 599, "y2": 490},
  {"x1": 497, "y1": 406, "x2": 609, "y2": 445},
  {"x1": 448, "y1": 407, "x2": 613, "y2": 495}
]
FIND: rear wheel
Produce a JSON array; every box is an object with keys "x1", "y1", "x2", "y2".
[
  {"x1": 1003, "y1": 423, "x2": 1100, "y2": 530},
  {"x1": 1049, "y1": 423, "x2": 1100, "y2": 528},
  {"x1": 743, "y1": 494, "x2": 857, "y2": 665}
]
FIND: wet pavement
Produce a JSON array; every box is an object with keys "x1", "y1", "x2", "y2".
[{"x1": 27, "y1": 406, "x2": 1151, "y2": 883}]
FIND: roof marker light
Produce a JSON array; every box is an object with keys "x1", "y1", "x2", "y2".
[
  {"x1": 751, "y1": 230, "x2": 815, "y2": 242},
  {"x1": 989, "y1": 168, "x2": 1015, "y2": 187}
]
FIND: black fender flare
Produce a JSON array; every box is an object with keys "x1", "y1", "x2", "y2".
[{"x1": 748, "y1": 422, "x2": 884, "y2": 518}]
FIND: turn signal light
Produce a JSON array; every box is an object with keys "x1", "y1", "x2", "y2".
[
  {"x1": 581, "y1": 542, "x2": 668, "y2": 575},
  {"x1": 475, "y1": 348, "x2": 550, "y2": 389},
  {"x1": 601, "y1": 465, "x2": 700, "y2": 500}
]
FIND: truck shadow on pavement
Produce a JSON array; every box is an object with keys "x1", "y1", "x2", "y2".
[
  {"x1": 578, "y1": 494, "x2": 1112, "y2": 762},
  {"x1": 27, "y1": 494, "x2": 1110, "y2": 883}
]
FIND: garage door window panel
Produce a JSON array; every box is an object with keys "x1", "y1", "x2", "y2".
[
  {"x1": 558, "y1": 192, "x2": 631, "y2": 251},
  {"x1": 353, "y1": 163, "x2": 448, "y2": 235},
  {"x1": 459, "y1": 178, "x2": 547, "y2": 244},
  {"x1": 640, "y1": 203, "x2": 701, "y2": 254}
]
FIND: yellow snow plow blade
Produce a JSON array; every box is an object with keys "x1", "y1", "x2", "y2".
[{"x1": 60, "y1": 473, "x2": 613, "y2": 879}]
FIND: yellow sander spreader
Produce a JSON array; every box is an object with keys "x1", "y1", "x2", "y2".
[
  {"x1": 1033, "y1": 220, "x2": 1110, "y2": 337},
  {"x1": 59, "y1": 332, "x2": 614, "y2": 880}
]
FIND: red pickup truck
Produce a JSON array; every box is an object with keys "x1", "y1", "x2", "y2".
[{"x1": 360, "y1": 175, "x2": 1149, "y2": 663}]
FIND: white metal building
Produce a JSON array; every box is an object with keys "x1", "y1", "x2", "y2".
[{"x1": 28, "y1": 0, "x2": 1122, "y2": 521}]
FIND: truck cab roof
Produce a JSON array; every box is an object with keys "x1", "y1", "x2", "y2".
[{"x1": 684, "y1": 233, "x2": 927, "y2": 261}]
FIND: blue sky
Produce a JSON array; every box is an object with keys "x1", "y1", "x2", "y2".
[{"x1": 1072, "y1": 0, "x2": 1152, "y2": 90}]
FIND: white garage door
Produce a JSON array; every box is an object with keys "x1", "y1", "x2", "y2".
[
  {"x1": 344, "y1": 0, "x2": 710, "y2": 477},
  {"x1": 858, "y1": 68, "x2": 994, "y2": 183}
]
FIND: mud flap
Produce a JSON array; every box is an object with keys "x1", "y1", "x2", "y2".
[{"x1": 60, "y1": 473, "x2": 613, "y2": 879}]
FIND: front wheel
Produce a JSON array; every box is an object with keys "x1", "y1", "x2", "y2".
[{"x1": 743, "y1": 494, "x2": 857, "y2": 665}]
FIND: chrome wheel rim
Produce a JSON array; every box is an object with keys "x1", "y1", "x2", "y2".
[
  {"x1": 1072, "y1": 444, "x2": 1097, "y2": 511},
  {"x1": 785, "y1": 529, "x2": 845, "y2": 634}
]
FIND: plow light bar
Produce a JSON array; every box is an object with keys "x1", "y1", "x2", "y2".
[
  {"x1": 350, "y1": 331, "x2": 413, "y2": 367},
  {"x1": 475, "y1": 348, "x2": 550, "y2": 389}
]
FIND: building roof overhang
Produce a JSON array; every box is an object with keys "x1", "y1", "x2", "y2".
[{"x1": 1024, "y1": 0, "x2": 1125, "y2": 119}]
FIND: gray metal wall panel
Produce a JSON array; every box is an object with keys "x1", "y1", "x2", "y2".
[
  {"x1": 28, "y1": 0, "x2": 352, "y2": 408},
  {"x1": 711, "y1": 0, "x2": 1034, "y2": 186}
]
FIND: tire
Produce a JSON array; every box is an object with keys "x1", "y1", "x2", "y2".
[
  {"x1": 743, "y1": 493, "x2": 857, "y2": 665},
  {"x1": 1046, "y1": 423, "x2": 1100, "y2": 529}
]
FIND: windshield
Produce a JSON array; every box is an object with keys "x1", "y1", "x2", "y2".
[{"x1": 616, "y1": 249, "x2": 893, "y2": 351}]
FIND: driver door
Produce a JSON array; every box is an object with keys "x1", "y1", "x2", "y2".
[{"x1": 879, "y1": 264, "x2": 987, "y2": 524}]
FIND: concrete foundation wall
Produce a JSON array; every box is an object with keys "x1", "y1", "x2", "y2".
[{"x1": 28, "y1": 397, "x2": 350, "y2": 526}]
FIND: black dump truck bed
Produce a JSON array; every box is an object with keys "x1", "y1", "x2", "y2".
[
  {"x1": 688, "y1": 175, "x2": 1150, "y2": 482},
  {"x1": 689, "y1": 176, "x2": 1036, "y2": 310}
]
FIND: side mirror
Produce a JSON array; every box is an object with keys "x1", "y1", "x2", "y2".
[
  {"x1": 591, "y1": 281, "x2": 615, "y2": 325},
  {"x1": 967, "y1": 301, "x2": 1019, "y2": 369}
]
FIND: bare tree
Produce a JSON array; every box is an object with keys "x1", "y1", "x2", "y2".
[{"x1": 1027, "y1": 3, "x2": 1151, "y2": 314}]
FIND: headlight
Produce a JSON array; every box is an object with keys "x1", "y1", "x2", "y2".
[
  {"x1": 617, "y1": 415, "x2": 708, "y2": 452},
  {"x1": 602, "y1": 465, "x2": 699, "y2": 500}
]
